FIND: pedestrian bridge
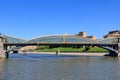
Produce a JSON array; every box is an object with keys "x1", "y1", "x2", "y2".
[
  {"x1": 4, "y1": 35, "x2": 118, "y2": 44},
  {"x1": 1, "y1": 35, "x2": 120, "y2": 57}
]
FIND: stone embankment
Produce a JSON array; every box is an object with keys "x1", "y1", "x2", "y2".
[{"x1": 21, "y1": 52, "x2": 108, "y2": 56}]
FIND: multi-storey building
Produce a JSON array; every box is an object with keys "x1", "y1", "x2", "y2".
[
  {"x1": 77, "y1": 32, "x2": 96, "y2": 40},
  {"x1": 104, "y1": 30, "x2": 120, "y2": 38}
]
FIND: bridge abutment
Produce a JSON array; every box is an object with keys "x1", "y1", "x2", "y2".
[
  {"x1": 118, "y1": 38, "x2": 120, "y2": 57},
  {"x1": 0, "y1": 34, "x2": 7, "y2": 58}
]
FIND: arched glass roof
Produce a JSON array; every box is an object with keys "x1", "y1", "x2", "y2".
[
  {"x1": 98, "y1": 38, "x2": 118, "y2": 44},
  {"x1": 28, "y1": 35, "x2": 96, "y2": 43},
  {"x1": 5, "y1": 36, "x2": 27, "y2": 43},
  {"x1": 5, "y1": 35, "x2": 118, "y2": 44}
]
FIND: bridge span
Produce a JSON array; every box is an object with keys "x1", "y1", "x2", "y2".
[{"x1": 0, "y1": 34, "x2": 120, "y2": 58}]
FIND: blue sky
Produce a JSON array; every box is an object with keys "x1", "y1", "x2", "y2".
[{"x1": 0, "y1": 0, "x2": 120, "y2": 39}]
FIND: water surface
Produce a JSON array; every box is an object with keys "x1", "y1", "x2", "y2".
[{"x1": 0, "y1": 53, "x2": 120, "y2": 80}]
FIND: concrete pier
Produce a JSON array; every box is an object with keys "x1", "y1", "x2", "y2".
[
  {"x1": 0, "y1": 34, "x2": 6, "y2": 58},
  {"x1": 118, "y1": 42, "x2": 120, "y2": 57},
  {"x1": 118, "y1": 38, "x2": 120, "y2": 57}
]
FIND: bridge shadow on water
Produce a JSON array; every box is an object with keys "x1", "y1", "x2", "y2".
[{"x1": 104, "y1": 51, "x2": 118, "y2": 57}]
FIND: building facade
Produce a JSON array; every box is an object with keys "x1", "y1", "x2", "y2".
[
  {"x1": 77, "y1": 32, "x2": 96, "y2": 40},
  {"x1": 104, "y1": 30, "x2": 120, "y2": 38}
]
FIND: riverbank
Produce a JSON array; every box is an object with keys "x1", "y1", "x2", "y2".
[{"x1": 21, "y1": 52, "x2": 108, "y2": 57}]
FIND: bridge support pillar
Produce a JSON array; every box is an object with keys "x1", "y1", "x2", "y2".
[
  {"x1": 118, "y1": 38, "x2": 120, "y2": 57},
  {"x1": 0, "y1": 34, "x2": 7, "y2": 58},
  {"x1": 117, "y1": 38, "x2": 120, "y2": 57}
]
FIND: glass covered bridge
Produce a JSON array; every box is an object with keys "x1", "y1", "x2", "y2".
[
  {"x1": 3, "y1": 35, "x2": 120, "y2": 57},
  {"x1": 4, "y1": 35, "x2": 118, "y2": 44}
]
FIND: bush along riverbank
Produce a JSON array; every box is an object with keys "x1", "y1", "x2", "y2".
[{"x1": 34, "y1": 46, "x2": 109, "y2": 53}]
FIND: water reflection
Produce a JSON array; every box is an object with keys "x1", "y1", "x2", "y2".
[
  {"x1": 0, "y1": 54, "x2": 120, "y2": 80},
  {"x1": 0, "y1": 59, "x2": 7, "y2": 80}
]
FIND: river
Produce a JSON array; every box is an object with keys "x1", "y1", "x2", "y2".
[{"x1": 0, "y1": 53, "x2": 120, "y2": 80}]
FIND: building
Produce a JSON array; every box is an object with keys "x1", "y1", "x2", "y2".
[
  {"x1": 77, "y1": 32, "x2": 87, "y2": 38},
  {"x1": 20, "y1": 46, "x2": 38, "y2": 52},
  {"x1": 77, "y1": 32, "x2": 96, "y2": 40},
  {"x1": 87, "y1": 36, "x2": 96, "y2": 40},
  {"x1": 104, "y1": 30, "x2": 120, "y2": 38}
]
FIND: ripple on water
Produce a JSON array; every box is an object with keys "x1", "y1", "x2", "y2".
[{"x1": 0, "y1": 53, "x2": 120, "y2": 80}]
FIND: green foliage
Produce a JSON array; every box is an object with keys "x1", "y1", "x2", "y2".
[
  {"x1": 88, "y1": 47, "x2": 108, "y2": 52},
  {"x1": 34, "y1": 46, "x2": 109, "y2": 52},
  {"x1": 84, "y1": 46, "x2": 90, "y2": 52}
]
